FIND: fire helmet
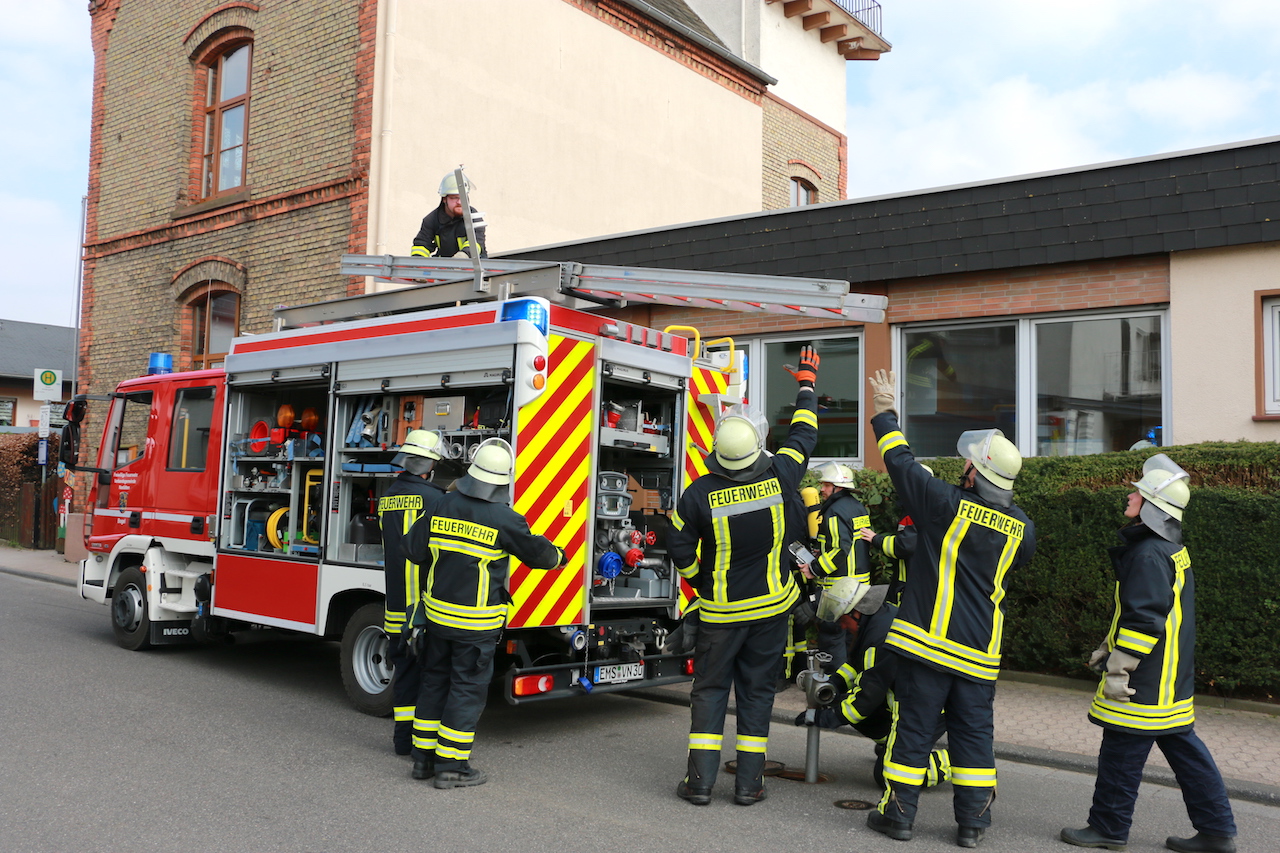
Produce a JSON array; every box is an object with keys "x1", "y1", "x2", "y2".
[
  {"x1": 712, "y1": 405, "x2": 768, "y2": 471},
  {"x1": 956, "y1": 428, "x2": 1021, "y2": 491},
  {"x1": 1132, "y1": 453, "x2": 1190, "y2": 522}
]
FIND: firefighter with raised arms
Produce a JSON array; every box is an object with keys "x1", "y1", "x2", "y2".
[
  {"x1": 402, "y1": 438, "x2": 565, "y2": 788},
  {"x1": 865, "y1": 369, "x2": 1036, "y2": 848},
  {"x1": 668, "y1": 346, "x2": 820, "y2": 806},
  {"x1": 1060, "y1": 454, "x2": 1237, "y2": 853},
  {"x1": 377, "y1": 429, "x2": 448, "y2": 756}
]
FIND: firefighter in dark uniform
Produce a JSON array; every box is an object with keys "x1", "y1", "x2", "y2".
[
  {"x1": 668, "y1": 346, "x2": 820, "y2": 807},
  {"x1": 860, "y1": 465, "x2": 932, "y2": 607},
  {"x1": 402, "y1": 438, "x2": 564, "y2": 788},
  {"x1": 795, "y1": 580, "x2": 951, "y2": 791},
  {"x1": 377, "y1": 429, "x2": 447, "y2": 755},
  {"x1": 410, "y1": 171, "x2": 487, "y2": 258},
  {"x1": 865, "y1": 369, "x2": 1036, "y2": 849},
  {"x1": 1061, "y1": 455, "x2": 1237, "y2": 853},
  {"x1": 799, "y1": 462, "x2": 871, "y2": 673}
]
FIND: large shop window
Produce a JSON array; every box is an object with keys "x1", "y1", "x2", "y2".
[
  {"x1": 201, "y1": 42, "x2": 251, "y2": 197},
  {"x1": 898, "y1": 310, "x2": 1167, "y2": 458},
  {"x1": 712, "y1": 333, "x2": 862, "y2": 462}
]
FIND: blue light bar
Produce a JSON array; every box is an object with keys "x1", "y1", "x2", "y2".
[{"x1": 500, "y1": 297, "x2": 550, "y2": 336}]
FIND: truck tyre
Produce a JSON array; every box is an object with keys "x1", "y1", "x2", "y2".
[
  {"x1": 111, "y1": 566, "x2": 153, "y2": 651},
  {"x1": 340, "y1": 603, "x2": 394, "y2": 717}
]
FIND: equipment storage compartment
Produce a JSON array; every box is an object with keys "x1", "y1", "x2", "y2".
[
  {"x1": 221, "y1": 376, "x2": 329, "y2": 559},
  {"x1": 591, "y1": 373, "x2": 683, "y2": 608},
  {"x1": 327, "y1": 386, "x2": 512, "y2": 566}
]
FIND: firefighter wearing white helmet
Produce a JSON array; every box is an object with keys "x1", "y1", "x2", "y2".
[
  {"x1": 864, "y1": 369, "x2": 1036, "y2": 848},
  {"x1": 668, "y1": 346, "x2": 821, "y2": 807},
  {"x1": 795, "y1": 578, "x2": 952, "y2": 793},
  {"x1": 1062, "y1": 454, "x2": 1236, "y2": 853},
  {"x1": 799, "y1": 461, "x2": 872, "y2": 673},
  {"x1": 402, "y1": 438, "x2": 565, "y2": 788},
  {"x1": 378, "y1": 429, "x2": 448, "y2": 755},
  {"x1": 410, "y1": 169, "x2": 487, "y2": 258}
]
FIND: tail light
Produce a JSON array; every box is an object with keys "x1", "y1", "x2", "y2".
[
  {"x1": 512, "y1": 674, "x2": 555, "y2": 697},
  {"x1": 683, "y1": 657, "x2": 695, "y2": 675}
]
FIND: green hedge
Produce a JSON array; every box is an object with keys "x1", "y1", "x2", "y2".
[{"x1": 833, "y1": 442, "x2": 1280, "y2": 699}]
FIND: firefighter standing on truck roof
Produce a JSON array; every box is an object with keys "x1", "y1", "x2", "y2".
[
  {"x1": 859, "y1": 465, "x2": 933, "y2": 608},
  {"x1": 1061, "y1": 454, "x2": 1237, "y2": 853},
  {"x1": 668, "y1": 346, "x2": 820, "y2": 807},
  {"x1": 865, "y1": 369, "x2": 1036, "y2": 849},
  {"x1": 401, "y1": 438, "x2": 564, "y2": 789},
  {"x1": 410, "y1": 171, "x2": 487, "y2": 259},
  {"x1": 378, "y1": 429, "x2": 448, "y2": 756},
  {"x1": 796, "y1": 461, "x2": 871, "y2": 673}
]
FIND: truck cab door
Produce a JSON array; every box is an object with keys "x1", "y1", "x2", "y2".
[{"x1": 89, "y1": 389, "x2": 157, "y2": 550}]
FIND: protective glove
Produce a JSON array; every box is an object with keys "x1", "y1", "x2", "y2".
[
  {"x1": 1102, "y1": 649, "x2": 1140, "y2": 701},
  {"x1": 1087, "y1": 639, "x2": 1110, "y2": 674},
  {"x1": 868, "y1": 369, "x2": 898, "y2": 417},
  {"x1": 784, "y1": 345, "x2": 821, "y2": 389},
  {"x1": 793, "y1": 707, "x2": 843, "y2": 729},
  {"x1": 662, "y1": 607, "x2": 700, "y2": 654},
  {"x1": 406, "y1": 626, "x2": 426, "y2": 661}
]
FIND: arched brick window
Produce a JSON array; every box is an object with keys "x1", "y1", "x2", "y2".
[
  {"x1": 173, "y1": 257, "x2": 247, "y2": 369},
  {"x1": 790, "y1": 177, "x2": 818, "y2": 207},
  {"x1": 199, "y1": 39, "x2": 252, "y2": 198}
]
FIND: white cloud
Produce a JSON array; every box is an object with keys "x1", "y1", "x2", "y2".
[{"x1": 1125, "y1": 66, "x2": 1274, "y2": 132}]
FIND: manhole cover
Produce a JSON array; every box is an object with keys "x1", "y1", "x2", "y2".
[
  {"x1": 723, "y1": 759, "x2": 785, "y2": 776},
  {"x1": 775, "y1": 769, "x2": 831, "y2": 783},
  {"x1": 834, "y1": 799, "x2": 874, "y2": 810}
]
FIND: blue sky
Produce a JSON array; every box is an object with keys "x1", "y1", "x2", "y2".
[{"x1": 2, "y1": 0, "x2": 1278, "y2": 328}]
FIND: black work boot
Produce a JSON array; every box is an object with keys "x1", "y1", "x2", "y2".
[
  {"x1": 957, "y1": 826, "x2": 985, "y2": 848},
  {"x1": 733, "y1": 750, "x2": 767, "y2": 806},
  {"x1": 433, "y1": 763, "x2": 486, "y2": 789},
  {"x1": 676, "y1": 750, "x2": 717, "y2": 805},
  {"x1": 1060, "y1": 826, "x2": 1127, "y2": 850},
  {"x1": 1165, "y1": 834, "x2": 1236, "y2": 853},
  {"x1": 410, "y1": 748, "x2": 434, "y2": 780},
  {"x1": 868, "y1": 810, "x2": 914, "y2": 841}
]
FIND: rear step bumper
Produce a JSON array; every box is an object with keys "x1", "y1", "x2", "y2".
[{"x1": 504, "y1": 652, "x2": 692, "y2": 704}]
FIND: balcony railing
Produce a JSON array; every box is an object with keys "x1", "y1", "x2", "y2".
[{"x1": 832, "y1": 0, "x2": 882, "y2": 35}]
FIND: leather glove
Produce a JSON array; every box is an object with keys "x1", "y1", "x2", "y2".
[
  {"x1": 785, "y1": 345, "x2": 820, "y2": 389},
  {"x1": 1087, "y1": 640, "x2": 1110, "y2": 674},
  {"x1": 662, "y1": 607, "x2": 700, "y2": 654},
  {"x1": 1102, "y1": 649, "x2": 1140, "y2": 701},
  {"x1": 793, "y1": 708, "x2": 843, "y2": 729},
  {"x1": 868, "y1": 369, "x2": 898, "y2": 417}
]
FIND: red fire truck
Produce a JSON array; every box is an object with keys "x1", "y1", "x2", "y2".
[{"x1": 61, "y1": 254, "x2": 883, "y2": 714}]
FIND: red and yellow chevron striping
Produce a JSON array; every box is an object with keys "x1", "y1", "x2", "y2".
[
  {"x1": 509, "y1": 335, "x2": 595, "y2": 628},
  {"x1": 677, "y1": 365, "x2": 730, "y2": 615}
]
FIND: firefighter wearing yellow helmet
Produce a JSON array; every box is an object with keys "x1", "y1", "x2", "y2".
[
  {"x1": 1062, "y1": 454, "x2": 1237, "y2": 853},
  {"x1": 378, "y1": 429, "x2": 448, "y2": 755},
  {"x1": 668, "y1": 346, "x2": 821, "y2": 806},
  {"x1": 402, "y1": 438, "x2": 565, "y2": 788},
  {"x1": 864, "y1": 370, "x2": 1036, "y2": 848},
  {"x1": 799, "y1": 460, "x2": 872, "y2": 674}
]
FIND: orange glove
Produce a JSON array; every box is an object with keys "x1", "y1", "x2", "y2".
[{"x1": 785, "y1": 345, "x2": 820, "y2": 388}]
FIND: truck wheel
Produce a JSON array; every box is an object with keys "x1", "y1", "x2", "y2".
[
  {"x1": 111, "y1": 566, "x2": 152, "y2": 651},
  {"x1": 340, "y1": 603, "x2": 394, "y2": 717}
]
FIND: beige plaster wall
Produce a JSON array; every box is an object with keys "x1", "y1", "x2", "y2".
[
  {"x1": 759, "y1": 0, "x2": 847, "y2": 131},
  {"x1": 366, "y1": 0, "x2": 763, "y2": 257},
  {"x1": 1169, "y1": 242, "x2": 1280, "y2": 443}
]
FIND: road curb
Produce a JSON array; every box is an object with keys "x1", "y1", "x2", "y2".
[
  {"x1": 0, "y1": 567, "x2": 76, "y2": 588},
  {"x1": 624, "y1": 684, "x2": 1280, "y2": 806}
]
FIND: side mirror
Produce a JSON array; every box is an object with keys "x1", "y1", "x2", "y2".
[
  {"x1": 63, "y1": 398, "x2": 87, "y2": 424},
  {"x1": 59, "y1": 422, "x2": 80, "y2": 467}
]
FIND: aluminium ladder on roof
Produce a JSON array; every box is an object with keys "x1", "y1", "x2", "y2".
[{"x1": 272, "y1": 254, "x2": 888, "y2": 330}]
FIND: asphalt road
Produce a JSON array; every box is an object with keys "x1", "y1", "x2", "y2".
[{"x1": 1, "y1": 572, "x2": 1275, "y2": 853}]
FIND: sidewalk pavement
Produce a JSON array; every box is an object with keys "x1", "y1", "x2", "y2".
[{"x1": 5, "y1": 544, "x2": 1277, "y2": 805}]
